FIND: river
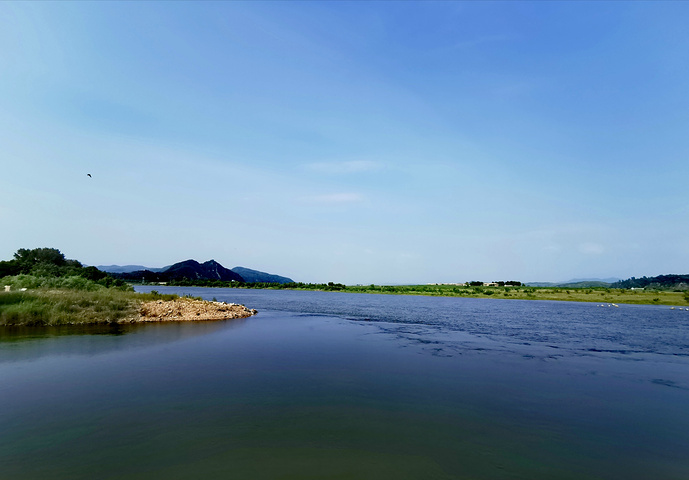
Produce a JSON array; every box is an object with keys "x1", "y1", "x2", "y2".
[{"x1": 1, "y1": 287, "x2": 688, "y2": 479}]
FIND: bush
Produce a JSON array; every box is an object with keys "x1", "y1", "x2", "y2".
[
  {"x1": 0, "y1": 274, "x2": 106, "y2": 291},
  {"x1": 0, "y1": 289, "x2": 141, "y2": 326}
]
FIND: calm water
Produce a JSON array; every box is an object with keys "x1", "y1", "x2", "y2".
[{"x1": 1, "y1": 288, "x2": 688, "y2": 479}]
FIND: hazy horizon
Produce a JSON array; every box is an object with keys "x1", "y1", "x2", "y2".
[
  {"x1": 2, "y1": 2, "x2": 688, "y2": 284},
  {"x1": 90, "y1": 260, "x2": 626, "y2": 285}
]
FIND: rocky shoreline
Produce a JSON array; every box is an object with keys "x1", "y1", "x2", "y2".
[{"x1": 137, "y1": 298, "x2": 257, "y2": 323}]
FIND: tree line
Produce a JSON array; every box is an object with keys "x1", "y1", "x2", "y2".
[
  {"x1": 611, "y1": 274, "x2": 689, "y2": 290},
  {"x1": 0, "y1": 247, "x2": 128, "y2": 289}
]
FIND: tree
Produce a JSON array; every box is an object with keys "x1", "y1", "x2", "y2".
[
  {"x1": 13, "y1": 248, "x2": 68, "y2": 271},
  {"x1": 0, "y1": 260, "x2": 20, "y2": 278}
]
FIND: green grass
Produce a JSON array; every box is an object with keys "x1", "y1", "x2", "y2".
[
  {"x1": 311, "y1": 284, "x2": 689, "y2": 306},
  {"x1": 0, "y1": 289, "x2": 140, "y2": 326},
  {"x1": 1, "y1": 274, "x2": 125, "y2": 291},
  {"x1": 147, "y1": 278, "x2": 689, "y2": 307},
  {"x1": 0, "y1": 287, "x2": 186, "y2": 327}
]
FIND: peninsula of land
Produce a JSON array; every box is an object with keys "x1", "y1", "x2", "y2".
[{"x1": 0, "y1": 248, "x2": 258, "y2": 327}]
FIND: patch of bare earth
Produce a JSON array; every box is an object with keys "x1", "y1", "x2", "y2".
[{"x1": 137, "y1": 298, "x2": 257, "y2": 323}]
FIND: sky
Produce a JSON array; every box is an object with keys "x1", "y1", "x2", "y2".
[{"x1": 1, "y1": 1, "x2": 688, "y2": 284}]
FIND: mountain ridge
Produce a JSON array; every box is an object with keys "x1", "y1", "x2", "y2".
[
  {"x1": 164, "y1": 259, "x2": 244, "y2": 282},
  {"x1": 526, "y1": 277, "x2": 622, "y2": 288},
  {"x1": 105, "y1": 259, "x2": 293, "y2": 284},
  {"x1": 231, "y1": 266, "x2": 293, "y2": 284}
]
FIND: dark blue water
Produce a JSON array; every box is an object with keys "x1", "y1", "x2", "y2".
[{"x1": 1, "y1": 287, "x2": 688, "y2": 479}]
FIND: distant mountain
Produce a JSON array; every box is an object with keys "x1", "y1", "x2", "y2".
[
  {"x1": 567, "y1": 277, "x2": 622, "y2": 284},
  {"x1": 232, "y1": 267, "x2": 293, "y2": 284},
  {"x1": 557, "y1": 281, "x2": 614, "y2": 289},
  {"x1": 162, "y1": 259, "x2": 244, "y2": 282},
  {"x1": 97, "y1": 264, "x2": 169, "y2": 273},
  {"x1": 526, "y1": 278, "x2": 619, "y2": 288},
  {"x1": 107, "y1": 259, "x2": 292, "y2": 284}
]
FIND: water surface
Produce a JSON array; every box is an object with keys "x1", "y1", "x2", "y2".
[{"x1": 1, "y1": 287, "x2": 688, "y2": 479}]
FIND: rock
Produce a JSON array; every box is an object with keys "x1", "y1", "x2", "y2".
[{"x1": 136, "y1": 297, "x2": 258, "y2": 323}]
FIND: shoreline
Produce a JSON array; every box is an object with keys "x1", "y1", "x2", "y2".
[
  {"x1": 137, "y1": 284, "x2": 689, "y2": 307},
  {"x1": 137, "y1": 298, "x2": 257, "y2": 323},
  {"x1": 0, "y1": 289, "x2": 258, "y2": 327}
]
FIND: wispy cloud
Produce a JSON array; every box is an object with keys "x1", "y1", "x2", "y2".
[
  {"x1": 304, "y1": 193, "x2": 365, "y2": 204},
  {"x1": 578, "y1": 242, "x2": 605, "y2": 255},
  {"x1": 305, "y1": 160, "x2": 383, "y2": 175}
]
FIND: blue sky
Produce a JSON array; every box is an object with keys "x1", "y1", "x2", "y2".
[{"x1": 1, "y1": 1, "x2": 688, "y2": 284}]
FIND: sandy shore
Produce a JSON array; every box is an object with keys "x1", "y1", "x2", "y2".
[{"x1": 137, "y1": 298, "x2": 257, "y2": 323}]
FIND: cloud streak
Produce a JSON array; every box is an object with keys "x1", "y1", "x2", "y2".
[
  {"x1": 579, "y1": 242, "x2": 605, "y2": 255},
  {"x1": 303, "y1": 193, "x2": 365, "y2": 204},
  {"x1": 305, "y1": 160, "x2": 383, "y2": 175}
]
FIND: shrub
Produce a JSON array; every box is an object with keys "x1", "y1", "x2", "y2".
[
  {"x1": 0, "y1": 289, "x2": 141, "y2": 326},
  {"x1": 0, "y1": 275, "x2": 109, "y2": 291}
]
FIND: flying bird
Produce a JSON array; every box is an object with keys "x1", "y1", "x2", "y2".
[{"x1": 87, "y1": 174, "x2": 92, "y2": 178}]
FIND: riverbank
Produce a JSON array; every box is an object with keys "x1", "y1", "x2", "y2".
[
  {"x1": 139, "y1": 297, "x2": 257, "y2": 322},
  {"x1": 0, "y1": 289, "x2": 257, "y2": 326},
  {"x1": 340, "y1": 284, "x2": 689, "y2": 306},
  {"x1": 150, "y1": 282, "x2": 689, "y2": 307}
]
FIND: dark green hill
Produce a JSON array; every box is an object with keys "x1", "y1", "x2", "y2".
[
  {"x1": 165, "y1": 260, "x2": 244, "y2": 282},
  {"x1": 611, "y1": 274, "x2": 689, "y2": 290},
  {"x1": 558, "y1": 281, "x2": 612, "y2": 289},
  {"x1": 231, "y1": 267, "x2": 293, "y2": 284},
  {"x1": 114, "y1": 259, "x2": 245, "y2": 283},
  {"x1": 109, "y1": 260, "x2": 294, "y2": 285},
  {"x1": 526, "y1": 278, "x2": 618, "y2": 288}
]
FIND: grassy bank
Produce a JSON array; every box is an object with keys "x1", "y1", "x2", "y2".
[
  {"x1": 219, "y1": 282, "x2": 688, "y2": 306},
  {"x1": 0, "y1": 284, "x2": 179, "y2": 327},
  {"x1": 0, "y1": 289, "x2": 138, "y2": 326},
  {"x1": 336, "y1": 284, "x2": 688, "y2": 306},
  {"x1": 339, "y1": 284, "x2": 689, "y2": 306},
  {"x1": 142, "y1": 279, "x2": 689, "y2": 306}
]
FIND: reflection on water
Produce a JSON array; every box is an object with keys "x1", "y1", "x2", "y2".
[
  {"x1": 1, "y1": 288, "x2": 688, "y2": 479},
  {"x1": 0, "y1": 318, "x2": 246, "y2": 364}
]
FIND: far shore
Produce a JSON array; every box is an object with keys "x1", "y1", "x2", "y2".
[{"x1": 136, "y1": 283, "x2": 689, "y2": 307}]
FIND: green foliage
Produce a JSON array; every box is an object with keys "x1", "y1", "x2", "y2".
[
  {"x1": 612, "y1": 274, "x2": 689, "y2": 291},
  {"x1": 0, "y1": 289, "x2": 140, "y2": 326},
  {"x1": 0, "y1": 274, "x2": 130, "y2": 292},
  {"x1": 0, "y1": 260, "x2": 21, "y2": 278},
  {"x1": 14, "y1": 247, "x2": 69, "y2": 269},
  {"x1": 0, "y1": 247, "x2": 126, "y2": 290}
]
